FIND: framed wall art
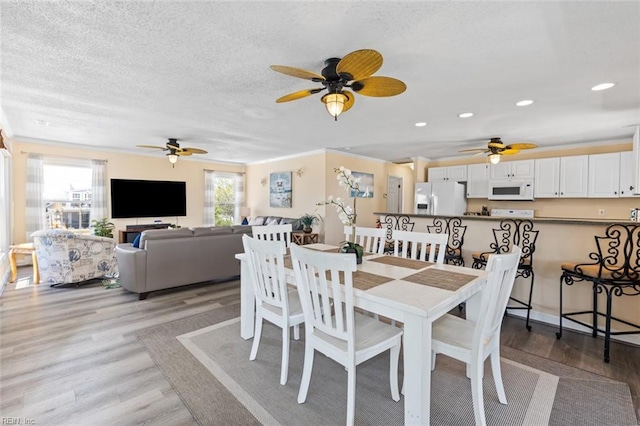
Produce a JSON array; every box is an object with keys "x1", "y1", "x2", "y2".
[
  {"x1": 269, "y1": 171, "x2": 292, "y2": 208},
  {"x1": 350, "y1": 171, "x2": 374, "y2": 198}
]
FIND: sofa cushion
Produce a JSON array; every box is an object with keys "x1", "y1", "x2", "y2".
[
  {"x1": 132, "y1": 234, "x2": 141, "y2": 248},
  {"x1": 231, "y1": 225, "x2": 252, "y2": 235},
  {"x1": 248, "y1": 216, "x2": 266, "y2": 225},
  {"x1": 191, "y1": 227, "x2": 233, "y2": 237},
  {"x1": 281, "y1": 217, "x2": 303, "y2": 231},
  {"x1": 264, "y1": 216, "x2": 282, "y2": 225},
  {"x1": 139, "y1": 228, "x2": 193, "y2": 247}
]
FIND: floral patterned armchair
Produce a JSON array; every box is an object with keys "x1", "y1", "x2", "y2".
[{"x1": 31, "y1": 229, "x2": 117, "y2": 286}]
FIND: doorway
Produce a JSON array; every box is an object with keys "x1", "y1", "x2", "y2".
[{"x1": 386, "y1": 175, "x2": 403, "y2": 213}]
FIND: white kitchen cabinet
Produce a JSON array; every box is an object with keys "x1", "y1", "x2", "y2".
[
  {"x1": 489, "y1": 159, "x2": 534, "y2": 180},
  {"x1": 588, "y1": 153, "x2": 620, "y2": 198},
  {"x1": 466, "y1": 163, "x2": 489, "y2": 198},
  {"x1": 428, "y1": 165, "x2": 467, "y2": 182},
  {"x1": 619, "y1": 151, "x2": 638, "y2": 197},
  {"x1": 633, "y1": 126, "x2": 640, "y2": 195},
  {"x1": 534, "y1": 158, "x2": 561, "y2": 198},
  {"x1": 559, "y1": 155, "x2": 589, "y2": 197}
]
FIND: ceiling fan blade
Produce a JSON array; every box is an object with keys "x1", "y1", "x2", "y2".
[
  {"x1": 501, "y1": 148, "x2": 520, "y2": 155},
  {"x1": 336, "y1": 49, "x2": 383, "y2": 81},
  {"x1": 182, "y1": 147, "x2": 208, "y2": 154},
  {"x1": 137, "y1": 145, "x2": 166, "y2": 150},
  {"x1": 473, "y1": 151, "x2": 488, "y2": 157},
  {"x1": 175, "y1": 151, "x2": 193, "y2": 156},
  {"x1": 351, "y1": 76, "x2": 407, "y2": 97},
  {"x1": 276, "y1": 88, "x2": 322, "y2": 103},
  {"x1": 342, "y1": 90, "x2": 355, "y2": 113},
  {"x1": 270, "y1": 65, "x2": 325, "y2": 81},
  {"x1": 459, "y1": 148, "x2": 489, "y2": 153},
  {"x1": 506, "y1": 143, "x2": 538, "y2": 150}
]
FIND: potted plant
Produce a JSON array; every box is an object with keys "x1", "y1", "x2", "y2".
[
  {"x1": 299, "y1": 213, "x2": 319, "y2": 233},
  {"x1": 91, "y1": 217, "x2": 115, "y2": 238}
]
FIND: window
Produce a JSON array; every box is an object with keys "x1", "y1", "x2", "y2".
[
  {"x1": 204, "y1": 171, "x2": 245, "y2": 226},
  {"x1": 43, "y1": 161, "x2": 92, "y2": 230},
  {"x1": 0, "y1": 149, "x2": 11, "y2": 255}
]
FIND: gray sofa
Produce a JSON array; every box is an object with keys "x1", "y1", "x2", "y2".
[{"x1": 115, "y1": 225, "x2": 251, "y2": 299}]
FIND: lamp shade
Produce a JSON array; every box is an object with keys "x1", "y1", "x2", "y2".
[
  {"x1": 239, "y1": 207, "x2": 251, "y2": 217},
  {"x1": 321, "y1": 93, "x2": 347, "y2": 119}
]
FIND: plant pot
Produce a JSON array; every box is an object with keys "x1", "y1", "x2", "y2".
[
  {"x1": 341, "y1": 243, "x2": 363, "y2": 264},
  {"x1": 303, "y1": 227, "x2": 312, "y2": 233}
]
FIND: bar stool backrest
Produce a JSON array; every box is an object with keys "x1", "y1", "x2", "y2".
[
  {"x1": 427, "y1": 217, "x2": 467, "y2": 259},
  {"x1": 489, "y1": 219, "x2": 538, "y2": 268},
  {"x1": 592, "y1": 223, "x2": 640, "y2": 282}
]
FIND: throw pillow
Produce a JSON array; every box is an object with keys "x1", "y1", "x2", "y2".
[
  {"x1": 132, "y1": 234, "x2": 141, "y2": 248},
  {"x1": 248, "y1": 216, "x2": 266, "y2": 226},
  {"x1": 241, "y1": 217, "x2": 249, "y2": 225}
]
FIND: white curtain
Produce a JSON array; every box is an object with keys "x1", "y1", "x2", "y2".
[
  {"x1": 90, "y1": 159, "x2": 107, "y2": 221},
  {"x1": 25, "y1": 154, "x2": 45, "y2": 240},
  {"x1": 203, "y1": 171, "x2": 245, "y2": 226},
  {"x1": 204, "y1": 171, "x2": 215, "y2": 226}
]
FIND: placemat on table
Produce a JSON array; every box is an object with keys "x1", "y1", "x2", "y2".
[
  {"x1": 403, "y1": 268, "x2": 478, "y2": 292},
  {"x1": 368, "y1": 256, "x2": 433, "y2": 270}
]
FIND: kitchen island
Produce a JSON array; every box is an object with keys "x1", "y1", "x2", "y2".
[{"x1": 375, "y1": 212, "x2": 640, "y2": 349}]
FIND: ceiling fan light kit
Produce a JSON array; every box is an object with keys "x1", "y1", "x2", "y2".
[{"x1": 271, "y1": 49, "x2": 406, "y2": 121}]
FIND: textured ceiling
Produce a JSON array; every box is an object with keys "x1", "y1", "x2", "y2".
[{"x1": 1, "y1": 1, "x2": 639, "y2": 165}]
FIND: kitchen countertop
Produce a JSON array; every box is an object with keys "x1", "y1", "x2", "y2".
[{"x1": 374, "y1": 212, "x2": 636, "y2": 226}]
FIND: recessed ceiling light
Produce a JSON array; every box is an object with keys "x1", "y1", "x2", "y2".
[
  {"x1": 591, "y1": 82, "x2": 615, "y2": 91},
  {"x1": 36, "y1": 119, "x2": 50, "y2": 126},
  {"x1": 344, "y1": 147, "x2": 351, "y2": 150},
  {"x1": 415, "y1": 122, "x2": 427, "y2": 127},
  {"x1": 516, "y1": 100, "x2": 534, "y2": 106},
  {"x1": 458, "y1": 112, "x2": 474, "y2": 118}
]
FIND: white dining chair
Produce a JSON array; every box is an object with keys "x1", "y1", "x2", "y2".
[
  {"x1": 290, "y1": 243, "x2": 403, "y2": 426},
  {"x1": 344, "y1": 226, "x2": 386, "y2": 254},
  {"x1": 431, "y1": 245, "x2": 522, "y2": 426},
  {"x1": 392, "y1": 229, "x2": 448, "y2": 263},
  {"x1": 241, "y1": 234, "x2": 304, "y2": 385},
  {"x1": 251, "y1": 223, "x2": 293, "y2": 247}
]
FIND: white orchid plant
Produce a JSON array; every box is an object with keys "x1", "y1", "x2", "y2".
[{"x1": 317, "y1": 166, "x2": 361, "y2": 246}]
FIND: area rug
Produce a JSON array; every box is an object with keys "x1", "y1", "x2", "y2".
[{"x1": 136, "y1": 306, "x2": 637, "y2": 426}]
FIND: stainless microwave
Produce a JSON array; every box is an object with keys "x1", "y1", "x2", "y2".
[{"x1": 488, "y1": 180, "x2": 534, "y2": 201}]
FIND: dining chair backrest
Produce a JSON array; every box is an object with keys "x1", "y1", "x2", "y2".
[
  {"x1": 344, "y1": 226, "x2": 386, "y2": 254},
  {"x1": 251, "y1": 223, "x2": 292, "y2": 247},
  {"x1": 242, "y1": 234, "x2": 289, "y2": 313},
  {"x1": 290, "y1": 243, "x2": 358, "y2": 354},
  {"x1": 392, "y1": 229, "x2": 448, "y2": 263},
  {"x1": 475, "y1": 245, "x2": 522, "y2": 349}
]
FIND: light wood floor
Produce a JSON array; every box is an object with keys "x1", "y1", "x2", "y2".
[{"x1": 1, "y1": 266, "x2": 639, "y2": 425}]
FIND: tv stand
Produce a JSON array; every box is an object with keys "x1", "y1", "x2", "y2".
[{"x1": 120, "y1": 223, "x2": 173, "y2": 243}]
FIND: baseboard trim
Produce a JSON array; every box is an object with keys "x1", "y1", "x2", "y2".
[{"x1": 507, "y1": 308, "x2": 640, "y2": 347}]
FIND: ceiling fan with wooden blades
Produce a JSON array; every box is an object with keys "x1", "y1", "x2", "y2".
[
  {"x1": 137, "y1": 138, "x2": 208, "y2": 167},
  {"x1": 270, "y1": 49, "x2": 406, "y2": 121},
  {"x1": 459, "y1": 137, "x2": 538, "y2": 164}
]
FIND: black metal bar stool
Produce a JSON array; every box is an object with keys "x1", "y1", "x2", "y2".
[
  {"x1": 556, "y1": 223, "x2": 640, "y2": 363},
  {"x1": 472, "y1": 219, "x2": 538, "y2": 331},
  {"x1": 381, "y1": 214, "x2": 415, "y2": 254},
  {"x1": 427, "y1": 217, "x2": 467, "y2": 266}
]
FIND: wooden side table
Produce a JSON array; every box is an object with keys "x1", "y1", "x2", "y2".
[
  {"x1": 292, "y1": 232, "x2": 319, "y2": 246},
  {"x1": 9, "y1": 243, "x2": 40, "y2": 284}
]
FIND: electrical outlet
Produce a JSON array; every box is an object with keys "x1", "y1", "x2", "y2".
[{"x1": 598, "y1": 209, "x2": 605, "y2": 216}]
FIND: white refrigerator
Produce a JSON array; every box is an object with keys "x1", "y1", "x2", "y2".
[{"x1": 414, "y1": 182, "x2": 467, "y2": 215}]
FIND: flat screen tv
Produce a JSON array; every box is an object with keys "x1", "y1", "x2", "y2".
[{"x1": 110, "y1": 179, "x2": 187, "y2": 219}]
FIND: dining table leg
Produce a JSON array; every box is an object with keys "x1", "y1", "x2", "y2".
[
  {"x1": 402, "y1": 313, "x2": 431, "y2": 425},
  {"x1": 239, "y1": 259, "x2": 255, "y2": 340}
]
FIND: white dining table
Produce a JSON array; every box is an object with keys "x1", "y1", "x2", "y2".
[{"x1": 235, "y1": 243, "x2": 488, "y2": 425}]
